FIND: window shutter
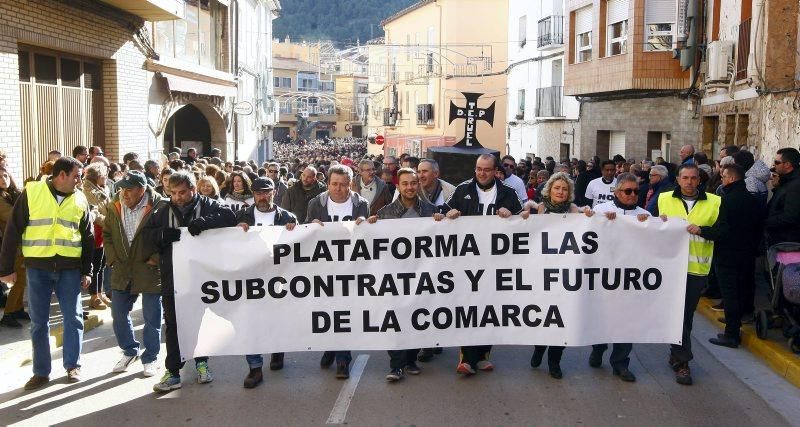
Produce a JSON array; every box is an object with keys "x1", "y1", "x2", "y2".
[
  {"x1": 609, "y1": 131, "x2": 627, "y2": 158},
  {"x1": 575, "y1": 6, "x2": 593, "y2": 34},
  {"x1": 645, "y1": 0, "x2": 676, "y2": 24},
  {"x1": 607, "y1": 0, "x2": 629, "y2": 25}
]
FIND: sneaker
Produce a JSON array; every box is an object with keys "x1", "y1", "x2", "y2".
[
  {"x1": 112, "y1": 354, "x2": 139, "y2": 373},
  {"x1": 153, "y1": 372, "x2": 181, "y2": 392},
  {"x1": 711, "y1": 302, "x2": 724, "y2": 312},
  {"x1": 613, "y1": 367, "x2": 636, "y2": 382},
  {"x1": 142, "y1": 362, "x2": 159, "y2": 377},
  {"x1": 404, "y1": 363, "x2": 421, "y2": 375},
  {"x1": 66, "y1": 368, "x2": 82, "y2": 383},
  {"x1": 90, "y1": 298, "x2": 107, "y2": 310},
  {"x1": 270, "y1": 353, "x2": 284, "y2": 371},
  {"x1": 386, "y1": 368, "x2": 404, "y2": 382},
  {"x1": 476, "y1": 360, "x2": 494, "y2": 371},
  {"x1": 196, "y1": 361, "x2": 213, "y2": 384},
  {"x1": 243, "y1": 367, "x2": 263, "y2": 389},
  {"x1": 675, "y1": 363, "x2": 693, "y2": 385},
  {"x1": 335, "y1": 362, "x2": 350, "y2": 379},
  {"x1": 588, "y1": 348, "x2": 604, "y2": 368},
  {"x1": 417, "y1": 348, "x2": 434, "y2": 362},
  {"x1": 24, "y1": 375, "x2": 49, "y2": 390},
  {"x1": 0, "y1": 314, "x2": 22, "y2": 328},
  {"x1": 456, "y1": 362, "x2": 476, "y2": 376},
  {"x1": 320, "y1": 351, "x2": 335, "y2": 368}
]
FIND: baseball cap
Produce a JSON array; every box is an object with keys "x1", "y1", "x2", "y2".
[
  {"x1": 116, "y1": 170, "x2": 147, "y2": 189},
  {"x1": 252, "y1": 177, "x2": 275, "y2": 191}
]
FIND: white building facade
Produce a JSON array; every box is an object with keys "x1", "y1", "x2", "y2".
[
  {"x1": 507, "y1": 0, "x2": 580, "y2": 162},
  {"x1": 236, "y1": 0, "x2": 281, "y2": 163}
]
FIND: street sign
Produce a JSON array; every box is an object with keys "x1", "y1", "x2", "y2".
[
  {"x1": 375, "y1": 135, "x2": 385, "y2": 145},
  {"x1": 233, "y1": 101, "x2": 254, "y2": 115}
]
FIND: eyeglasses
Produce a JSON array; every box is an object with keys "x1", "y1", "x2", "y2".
[
  {"x1": 475, "y1": 167, "x2": 496, "y2": 173},
  {"x1": 619, "y1": 188, "x2": 639, "y2": 195}
]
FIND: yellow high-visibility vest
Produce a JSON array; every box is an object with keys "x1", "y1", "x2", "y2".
[
  {"x1": 658, "y1": 191, "x2": 721, "y2": 276},
  {"x1": 21, "y1": 180, "x2": 87, "y2": 258}
]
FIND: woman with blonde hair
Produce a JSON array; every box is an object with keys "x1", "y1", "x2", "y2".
[
  {"x1": 83, "y1": 163, "x2": 112, "y2": 309},
  {"x1": 0, "y1": 167, "x2": 26, "y2": 327},
  {"x1": 197, "y1": 176, "x2": 221, "y2": 201}
]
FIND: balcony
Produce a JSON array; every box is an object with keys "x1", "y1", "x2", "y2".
[
  {"x1": 383, "y1": 108, "x2": 397, "y2": 126},
  {"x1": 416, "y1": 104, "x2": 434, "y2": 126},
  {"x1": 98, "y1": 0, "x2": 183, "y2": 20},
  {"x1": 736, "y1": 18, "x2": 751, "y2": 81},
  {"x1": 537, "y1": 16, "x2": 564, "y2": 50},
  {"x1": 535, "y1": 86, "x2": 564, "y2": 118}
]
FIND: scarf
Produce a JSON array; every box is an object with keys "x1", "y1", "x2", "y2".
[
  {"x1": 227, "y1": 190, "x2": 253, "y2": 203},
  {"x1": 421, "y1": 180, "x2": 442, "y2": 204},
  {"x1": 613, "y1": 198, "x2": 639, "y2": 211},
  {"x1": 169, "y1": 196, "x2": 202, "y2": 228},
  {"x1": 543, "y1": 197, "x2": 571, "y2": 214}
]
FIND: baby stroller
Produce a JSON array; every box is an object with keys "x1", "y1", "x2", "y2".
[{"x1": 755, "y1": 242, "x2": 800, "y2": 353}]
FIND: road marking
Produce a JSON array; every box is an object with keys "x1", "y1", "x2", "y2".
[{"x1": 326, "y1": 354, "x2": 369, "y2": 425}]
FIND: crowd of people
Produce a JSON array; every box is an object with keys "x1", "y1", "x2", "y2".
[{"x1": 0, "y1": 140, "x2": 797, "y2": 393}]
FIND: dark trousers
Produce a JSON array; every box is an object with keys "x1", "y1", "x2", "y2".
[
  {"x1": 90, "y1": 249, "x2": 105, "y2": 295},
  {"x1": 460, "y1": 345, "x2": 491, "y2": 366},
  {"x1": 741, "y1": 257, "x2": 756, "y2": 315},
  {"x1": 388, "y1": 349, "x2": 420, "y2": 370},
  {"x1": 162, "y1": 294, "x2": 207, "y2": 376},
  {"x1": 592, "y1": 343, "x2": 632, "y2": 370},
  {"x1": 322, "y1": 350, "x2": 352, "y2": 364},
  {"x1": 533, "y1": 345, "x2": 564, "y2": 366},
  {"x1": 716, "y1": 263, "x2": 746, "y2": 338},
  {"x1": 670, "y1": 274, "x2": 706, "y2": 364}
]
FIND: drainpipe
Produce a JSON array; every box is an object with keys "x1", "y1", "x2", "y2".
[
  {"x1": 232, "y1": 0, "x2": 240, "y2": 161},
  {"x1": 747, "y1": 0, "x2": 765, "y2": 87}
]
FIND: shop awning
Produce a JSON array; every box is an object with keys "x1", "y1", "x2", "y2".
[{"x1": 161, "y1": 72, "x2": 237, "y2": 98}]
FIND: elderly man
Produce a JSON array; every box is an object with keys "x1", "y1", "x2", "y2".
[
  {"x1": 382, "y1": 156, "x2": 400, "y2": 185},
  {"x1": 679, "y1": 144, "x2": 696, "y2": 166},
  {"x1": 585, "y1": 173, "x2": 653, "y2": 383},
  {"x1": 654, "y1": 164, "x2": 727, "y2": 385},
  {"x1": 265, "y1": 162, "x2": 289, "y2": 206},
  {"x1": 501, "y1": 155, "x2": 528, "y2": 203},
  {"x1": 235, "y1": 177, "x2": 297, "y2": 388},
  {"x1": 367, "y1": 168, "x2": 440, "y2": 382},
  {"x1": 104, "y1": 171, "x2": 164, "y2": 377},
  {"x1": 280, "y1": 166, "x2": 326, "y2": 223},
  {"x1": 351, "y1": 159, "x2": 392, "y2": 215},
  {"x1": 306, "y1": 165, "x2": 370, "y2": 379},
  {"x1": 645, "y1": 165, "x2": 673, "y2": 214},
  {"x1": 0, "y1": 157, "x2": 94, "y2": 389},
  {"x1": 417, "y1": 159, "x2": 455, "y2": 213},
  {"x1": 146, "y1": 171, "x2": 236, "y2": 392},
  {"x1": 446, "y1": 154, "x2": 523, "y2": 376}
]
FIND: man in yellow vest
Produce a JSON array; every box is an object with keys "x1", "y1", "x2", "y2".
[
  {"x1": 655, "y1": 163, "x2": 726, "y2": 386},
  {"x1": 0, "y1": 157, "x2": 94, "y2": 390}
]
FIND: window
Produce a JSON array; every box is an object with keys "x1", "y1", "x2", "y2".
[
  {"x1": 645, "y1": 23, "x2": 674, "y2": 51},
  {"x1": 297, "y1": 72, "x2": 317, "y2": 91},
  {"x1": 644, "y1": 0, "x2": 676, "y2": 51},
  {"x1": 273, "y1": 77, "x2": 291, "y2": 88},
  {"x1": 60, "y1": 58, "x2": 81, "y2": 87},
  {"x1": 517, "y1": 89, "x2": 525, "y2": 118},
  {"x1": 34, "y1": 54, "x2": 57, "y2": 85},
  {"x1": 608, "y1": 20, "x2": 628, "y2": 56},
  {"x1": 18, "y1": 51, "x2": 30, "y2": 81},
  {"x1": 519, "y1": 15, "x2": 527, "y2": 47},
  {"x1": 606, "y1": 0, "x2": 629, "y2": 56},
  {"x1": 198, "y1": 0, "x2": 216, "y2": 69},
  {"x1": 319, "y1": 80, "x2": 335, "y2": 91},
  {"x1": 152, "y1": 0, "x2": 225, "y2": 69},
  {"x1": 574, "y1": 6, "x2": 593, "y2": 63},
  {"x1": 279, "y1": 101, "x2": 292, "y2": 114}
]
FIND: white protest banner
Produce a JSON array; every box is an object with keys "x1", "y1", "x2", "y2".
[{"x1": 172, "y1": 214, "x2": 689, "y2": 359}]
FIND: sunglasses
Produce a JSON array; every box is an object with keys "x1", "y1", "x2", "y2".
[{"x1": 619, "y1": 188, "x2": 639, "y2": 195}]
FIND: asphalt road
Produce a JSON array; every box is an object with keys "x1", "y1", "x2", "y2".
[{"x1": 0, "y1": 304, "x2": 797, "y2": 426}]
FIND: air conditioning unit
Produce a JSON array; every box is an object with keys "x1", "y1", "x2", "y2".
[{"x1": 706, "y1": 41, "x2": 734, "y2": 81}]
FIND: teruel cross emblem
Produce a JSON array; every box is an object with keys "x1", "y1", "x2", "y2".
[{"x1": 448, "y1": 92, "x2": 496, "y2": 148}]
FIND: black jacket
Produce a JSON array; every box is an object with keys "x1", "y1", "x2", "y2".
[
  {"x1": 714, "y1": 180, "x2": 761, "y2": 266},
  {"x1": 766, "y1": 169, "x2": 800, "y2": 246},
  {"x1": 145, "y1": 194, "x2": 236, "y2": 294},
  {"x1": 279, "y1": 181, "x2": 326, "y2": 224},
  {"x1": 447, "y1": 178, "x2": 523, "y2": 216},
  {"x1": 235, "y1": 204, "x2": 297, "y2": 226},
  {"x1": 0, "y1": 180, "x2": 94, "y2": 276}
]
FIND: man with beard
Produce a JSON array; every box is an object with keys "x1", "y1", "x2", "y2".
[
  {"x1": 280, "y1": 166, "x2": 326, "y2": 223},
  {"x1": 445, "y1": 154, "x2": 523, "y2": 376},
  {"x1": 235, "y1": 177, "x2": 297, "y2": 388},
  {"x1": 146, "y1": 171, "x2": 236, "y2": 393},
  {"x1": 367, "y1": 168, "x2": 441, "y2": 382}
]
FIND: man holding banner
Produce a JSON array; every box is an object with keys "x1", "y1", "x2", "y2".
[
  {"x1": 147, "y1": 171, "x2": 236, "y2": 393},
  {"x1": 656, "y1": 163, "x2": 726, "y2": 386},
  {"x1": 367, "y1": 167, "x2": 441, "y2": 382},
  {"x1": 306, "y1": 164, "x2": 370, "y2": 379},
  {"x1": 445, "y1": 154, "x2": 523, "y2": 376},
  {"x1": 235, "y1": 176, "x2": 298, "y2": 388}
]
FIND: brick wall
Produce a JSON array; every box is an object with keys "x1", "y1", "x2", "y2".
[{"x1": 0, "y1": 0, "x2": 150, "y2": 181}]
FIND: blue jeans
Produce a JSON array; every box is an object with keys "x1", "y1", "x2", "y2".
[
  {"x1": 27, "y1": 267, "x2": 82, "y2": 377},
  {"x1": 112, "y1": 289, "x2": 162, "y2": 364},
  {"x1": 245, "y1": 354, "x2": 264, "y2": 369}
]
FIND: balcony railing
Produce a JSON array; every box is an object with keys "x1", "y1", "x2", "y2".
[
  {"x1": 736, "y1": 18, "x2": 751, "y2": 80},
  {"x1": 383, "y1": 108, "x2": 397, "y2": 126},
  {"x1": 535, "y1": 86, "x2": 564, "y2": 117},
  {"x1": 416, "y1": 104, "x2": 434, "y2": 126},
  {"x1": 537, "y1": 16, "x2": 564, "y2": 49}
]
